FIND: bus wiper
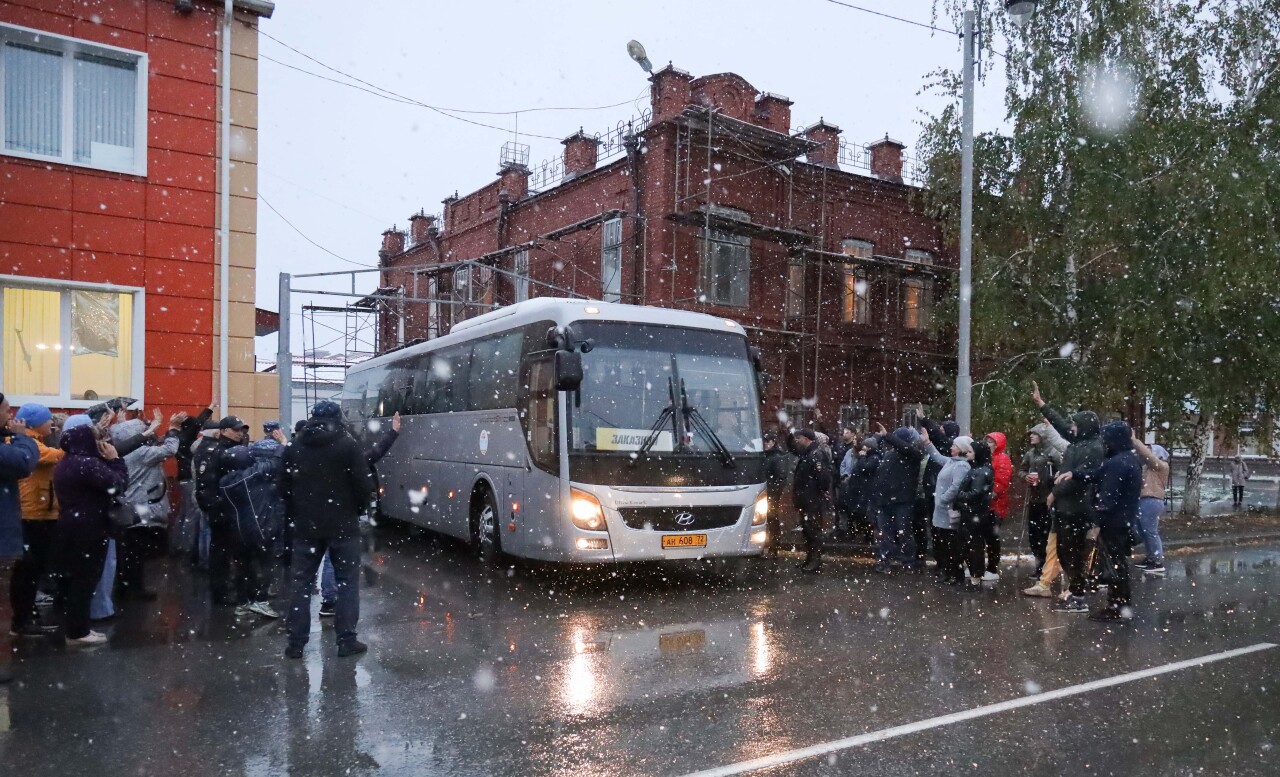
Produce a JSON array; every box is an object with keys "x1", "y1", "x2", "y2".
[
  {"x1": 678, "y1": 380, "x2": 736, "y2": 468},
  {"x1": 633, "y1": 374, "x2": 680, "y2": 465}
]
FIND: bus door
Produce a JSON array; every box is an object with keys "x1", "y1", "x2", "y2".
[{"x1": 515, "y1": 352, "x2": 562, "y2": 557}]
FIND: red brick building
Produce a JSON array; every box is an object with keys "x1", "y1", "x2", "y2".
[
  {"x1": 0, "y1": 0, "x2": 275, "y2": 424},
  {"x1": 375, "y1": 66, "x2": 954, "y2": 431}
]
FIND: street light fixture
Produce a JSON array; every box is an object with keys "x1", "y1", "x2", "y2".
[
  {"x1": 955, "y1": 1, "x2": 1036, "y2": 435},
  {"x1": 627, "y1": 40, "x2": 653, "y2": 74}
]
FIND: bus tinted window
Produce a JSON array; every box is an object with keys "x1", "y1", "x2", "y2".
[{"x1": 469, "y1": 331, "x2": 522, "y2": 411}]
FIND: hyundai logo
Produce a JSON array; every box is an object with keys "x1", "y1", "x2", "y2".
[{"x1": 674, "y1": 511, "x2": 696, "y2": 527}]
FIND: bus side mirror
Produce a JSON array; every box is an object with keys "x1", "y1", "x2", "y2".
[
  {"x1": 555, "y1": 350, "x2": 583, "y2": 392},
  {"x1": 748, "y1": 346, "x2": 768, "y2": 395}
]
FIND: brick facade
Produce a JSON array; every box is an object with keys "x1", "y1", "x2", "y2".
[
  {"x1": 376, "y1": 67, "x2": 955, "y2": 432},
  {"x1": 0, "y1": 0, "x2": 275, "y2": 426}
]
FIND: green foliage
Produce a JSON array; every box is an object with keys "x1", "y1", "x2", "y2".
[{"x1": 920, "y1": 0, "x2": 1280, "y2": 444}]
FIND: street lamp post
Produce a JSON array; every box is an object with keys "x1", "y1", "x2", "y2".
[
  {"x1": 956, "y1": 9, "x2": 976, "y2": 435},
  {"x1": 956, "y1": 1, "x2": 1036, "y2": 435}
]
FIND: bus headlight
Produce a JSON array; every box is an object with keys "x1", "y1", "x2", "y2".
[
  {"x1": 752, "y1": 494, "x2": 769, "y2": 526},
  {"x1": 570, "y1": 488, "x2": 607, "y2": 531}
]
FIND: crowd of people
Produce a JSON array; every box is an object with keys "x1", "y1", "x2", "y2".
[
  {"x1": 763, "y1": 383, "x2": 1171, "y2": 623},
  {"x1": 0, "y1": 394, "x2": 400, "y2": 683}
]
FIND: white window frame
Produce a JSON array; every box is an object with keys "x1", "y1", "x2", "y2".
[
  {"x1": 0, "y1": 23, "x2": 148, "y2": 176},
  {"x1": 513, "y1": 249, "x2": 530, "y2": 303},
  {"x1": 600, "y1": 218, "x2": 622, "y2": 303},
  {"x1": 904, "y1": 249, "x2": 934, "y2": 265},
  {"x1": 840, "y1": 240, "x2": 873, "y2": 324},
  {"x1": 0, "y1": 275, "x2": 146, "y2": 409}
]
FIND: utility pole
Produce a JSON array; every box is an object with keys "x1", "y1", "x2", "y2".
[
  {"x1": 956, "y1": 9, "x2": 976, "y2": 435},
  {"x1": 278, "y1": 272, "x2": 292, "y2": 434}
]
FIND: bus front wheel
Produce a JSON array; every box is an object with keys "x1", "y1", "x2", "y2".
[{"x1": 471, "y1": 488, "x2": 503, "y2": 567}]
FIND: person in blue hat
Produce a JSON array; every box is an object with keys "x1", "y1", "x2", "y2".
[{"x1": 0, "y1": 393, "x2": 39, "y2": 682}]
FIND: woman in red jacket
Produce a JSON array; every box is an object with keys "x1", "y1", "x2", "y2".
[{"x1": 984, "y1": 431, "x2": 1013, "y2": 579}]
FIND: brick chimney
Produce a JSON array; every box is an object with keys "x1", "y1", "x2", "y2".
[
  {"x1": 379, "y1": 226, "x2": 406, "y2": 262},
  {"x1": 408, "y1": 211, "x2": 436, "y2": 246},
  {"x1": 869, "y1": 135, "x2": 906, "y2": 182},
  {"x1": 754, "y1": 92, "x2": 792, "y2": 135},
  {"x1": 649, "y1": 63, "x2": 693, "y2": 123},
  {"x1": 802, "y1": 119, "x2": 842, "y2": 167},
  {"x1": 562, "y1": 129, "x2": 600, "y2": 179},
  {"x1": 498, "y1": 162, "x2": 529, "y2": 202},
  {"x1": 441, "y1": 192, "x2": 458, "y2": 229}
]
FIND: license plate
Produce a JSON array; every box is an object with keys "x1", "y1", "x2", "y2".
[
  {"x1": 659, "y1": 629, "x2": 706, "y2": 653},
  {"x1": 661, "y1": 534, "x2": 707, "y2": 548}
]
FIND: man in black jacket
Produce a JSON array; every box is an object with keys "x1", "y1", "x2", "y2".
[
  {"x1": 1033, "y1": 384, "x2": 1105, "y2": 614},
  {"x1": 193, "y1": 416, "x2": 249, "y2": 605},
  {"x1": 761, "y1": 433, "x2": 790, "y2": 558},
  {"x1": 870, "y1": 423, "x2": 925, "y2": 573},
  {"x1": 790, "y1": 429, "x2": 830, "y2": 573},
  {"x1": 282, "y1": 401, "x2": 377, "y2": 659}
]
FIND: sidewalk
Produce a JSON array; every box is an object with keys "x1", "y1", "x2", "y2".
[{"x1": 783, "y1": 509, "x2": 1280, "y2": 558}]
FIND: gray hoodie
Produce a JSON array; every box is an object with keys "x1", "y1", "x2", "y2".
[{"x1": 925, "y1": 443, "x2": 972, "y2": 530}]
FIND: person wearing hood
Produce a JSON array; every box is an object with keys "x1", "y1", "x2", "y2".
[
  {"x1": 282, "y1": 401, "x2": 377, "y2": 659},
  {"x1": 1033, "y1": 383, "x2": 1105, "y2": 613},
  {"x1": 11, "y1": 403, "x2": 64, "y2": 639},
  {"x1": 0, "y1": 394, "x2": 40, "y2": 681},
  {"x1": 1017, "y1": 424, "x2": 1061, "y2": 581},
  {"x1": 111, "y1": 413, "x2": 184, "y2": 601},
  {"x1": 919, "y1": 413, "x2": 961, "y2": 564},
  {"x1": 922, "y1": 432, "x2": 973, "y2": 585},
  {"x1": 869, "y1": 422, "x2": 925, "y2": 573},
  {"x1": 955, "y1": 438, "x2": 995, "y2": 588},
  {"x1": 1130, "y1": 435, "x2": 1170, "y2": 576},
  {"x1": 790, "y1": 429, "x2": 831, "y2": 573},
  {"x1": 1057, "y1": 421, "x2": 1142, "y2": 622},
  {"x1": 842, "y1": 437, "x2": 880, "y2": 544},
  {"x1": 194, "y1": 416, "x2": 250, "y2": 605},
  {"x1": 761, "y1": 433, "x2": 790, "y2": 558},
  {"x1": 220, "y1": 426, "x2": 288, "y2": 620},
  {"x1": 52, "y1": 424, "x2": 127, "y2": 647},
  {"x1": 1230, "y1": 455, "x2": 1250, "y2": 507},
  {"x1": 983, "y1": 431, "x2": 1013, "y2": 577}
]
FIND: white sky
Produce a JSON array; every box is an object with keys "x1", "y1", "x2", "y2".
[{"x1": 255, "y1": 0, "x2": 1011, "y2": 357}]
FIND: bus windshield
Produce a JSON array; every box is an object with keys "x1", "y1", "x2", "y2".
[{"x1": 567, "y1": 321, "x2": 762, "y2": 455}]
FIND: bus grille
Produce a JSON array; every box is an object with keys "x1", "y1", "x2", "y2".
[{"x1": 617, "y1": 506, "x2": 743, "y2": 532}]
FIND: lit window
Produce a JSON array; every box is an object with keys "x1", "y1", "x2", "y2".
[
  {"x1": 601, "y1": 218, "x2": 622, "y2": 303},
  {"x1": 1, "y1": 24, "x2": 147, "y2": 175},
  {"x1": 1, "y1": 281, "x2": 142, "y2": 406},
  {"x1": 902, "y1": 277, "x2": 933, "y2": 331},
  {"x1": 842, "y1": 268, "x2": 870, "y2": 323},
  {"x1": 700, "y1": 229, "x2": 750, "y2": 307},
  {"x1": 513, "y1": 250, "x2": 530, "y2": 303}
]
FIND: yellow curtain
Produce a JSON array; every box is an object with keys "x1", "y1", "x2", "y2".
[{"x1": 2, "y1": 288, "x2": 61, "y2": 397}]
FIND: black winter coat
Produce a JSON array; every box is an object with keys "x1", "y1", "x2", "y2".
[
  {"x1": 283, "y1": 418, "x2": 377, "y2": 540},
  {"x1": 1072, "y1": 422, "x2": 1142, "y2": 530},
  {"x1": 763, "y1": 447, "x2": 790, "y2": 502},
  {"x1": 193, "y1": 434, "x2": 243, "y2": 519},
  {"x1": 1042, "y1": 404, "x2": 1104, "y2": 515},
  {"x1": 870, "y1": 430, "x2": 924, "y2": 507},
  {"x1": 955, "y1": 442, "x2": 994, "y2": 523},
  {"x1": 176, "y1": 407, "x2": 214, "y2": 481},
  {"x1": 842, "y1": 450, "x2": 880, "y2": 516},
  {"x1": 791, "y1": 444, "x2": 831, "y2": 514}
]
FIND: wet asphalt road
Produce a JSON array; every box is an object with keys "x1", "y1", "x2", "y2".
[{"x1": 1, "y1": 526, "x2": 1278, "y2": 777}]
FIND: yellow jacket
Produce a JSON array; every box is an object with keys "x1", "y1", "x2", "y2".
[{"x1": 19, "y1": 437, "x2": 64, "y2": 520}]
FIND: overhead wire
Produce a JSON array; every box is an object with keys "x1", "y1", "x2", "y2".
[{"x1": 260, "y1": 194, "x2": 377, "y2": 268}]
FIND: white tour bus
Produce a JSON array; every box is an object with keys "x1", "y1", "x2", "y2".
[{"x1": 341, "y1": 298, "x2": 769, "y2": 563}]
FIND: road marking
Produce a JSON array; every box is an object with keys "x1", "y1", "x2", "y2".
[{"x1": 680, "y1": 642, "x2": 1277, "y2": 777}]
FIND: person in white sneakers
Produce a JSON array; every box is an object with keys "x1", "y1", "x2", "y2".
[{"x1": 53, "y1": 422, "x2": 128, "y2": 647}]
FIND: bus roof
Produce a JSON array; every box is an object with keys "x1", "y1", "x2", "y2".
[{"x1": 350, "y1": 298, "x2": 749, "y2": 374}]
